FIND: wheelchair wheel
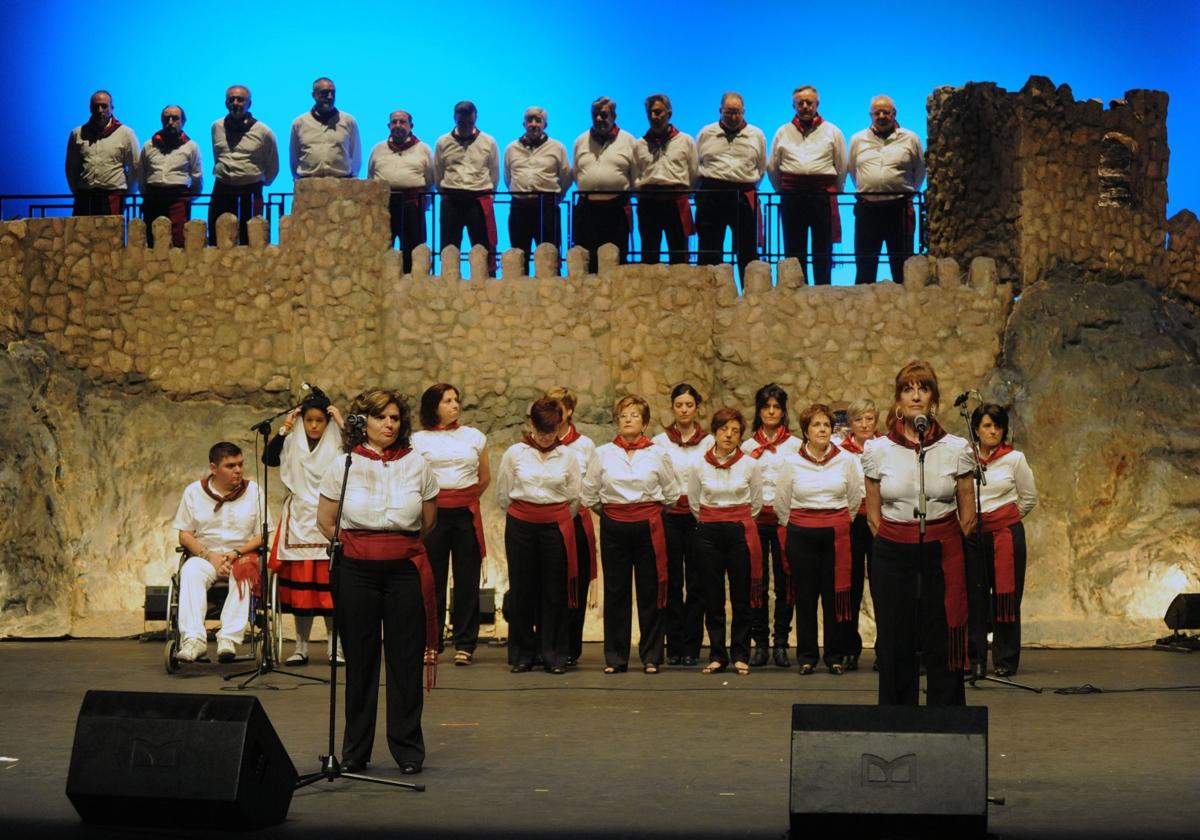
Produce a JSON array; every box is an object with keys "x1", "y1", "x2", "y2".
[
  {"x1": 163, "y1": 577, "x2": 180, "y2": 674},
  {"x1": 164, "y1": 637, "x2": 180, "y2": 673},
  {"x1": 270, "y1": 575, "x2": 284, "y2": 665}
]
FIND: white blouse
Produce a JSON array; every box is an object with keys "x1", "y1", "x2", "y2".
[
  {"x1": 581, "y1": 443, "x2": 680, "y2": 508},
  {"x1": 651, "y1": 430, "x2": 714, "y2": 500},
  {"x1": 774, "y1": 446, "x2": 864, "y2": 521},
  {"x1": 862, "y1": 434, "x2": 974, "y2": 524},
  {"x1": 495, "y1": 443, "x2": 581, "y2": 512},
  {"x1": 978, "y1": 448, "x2": 1038, "y2": 516},
  {"x1": 412, "y1": 426, "x2": 487, "y2": 491},
  {"x1": 741, "y1": 433, "x2": 802, "y2": 507},
  {"x1": 688, "y1": 450, "x2": 763, "y2": 519},
  {"x1": 319, "y1": 451, "x2": 438, "y2": 532}
]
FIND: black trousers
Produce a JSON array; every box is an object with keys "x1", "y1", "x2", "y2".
[
  {"x1": 849, "y1": 513, "x2": 873, "y2": 657},
  {"x1": 872, "y1": 536, "x2": 966, "y2": 707},
  {"x1": 72, "y1": 188, "x2": 124, "y2": 216},
  {"x1": 335, "y1": 557, "x2": 426, "y2": 766},
  {"x1": 854, "y1": 198, "x2": 911, "y2": 284},
  {"x1": 749, "y1": 522, "x2": 790, "y2": 649},
  {"x1": 696, "y1": 183, "x2": 758, "y2": 278},
  {"x1": 573, "y1": 197, "x2": 629, "y2": 273},
  {"x1": 566, "y1": 515, "x2": 592, "y2": 661},
  {"x1": 208, "y1": 180, "x2": 263, "y2": 245},
  {"x1": 787, "y1": 524, "x2": 852, "y2": 668},
  {"x1": 387, "y1": 193, "x2": 427, "y2": 273},
  {"x1": 636, "y1": 195, "x2": 689, "y2": 265},
  {"x1": 600, "y1": 515, "x2": 665, "y2": 668},
  {"x1": 509, "y1": 195, "x2": 561, "y2": 271},
  {"x1": 504, "y1": 516, "x2": 568, "y2": 669},
  {"x1": 440, "y1": 192, "x2": 495, "y2": 276},
  {"x1": 141, "y1": 185, "x2": 190, "y2": 247},
  {"x1": 780, "y1": 191, "x2": 834, "y2": 285},
  {"x1": 423, "y1": 506, "x2": 481, "y2": 653},
  {"x1": 695, "y1": 521, "x2": 753, "y2": 665},
  {"x1": 965, "y1": 522, "x2": 1027, "y2": 673},
  {"x1": 664, "y1": 511, "x2": 705, "y2": 660}
]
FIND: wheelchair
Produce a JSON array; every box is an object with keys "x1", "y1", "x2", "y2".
[{"x1": 162, "y1": 546, "x2": 283, "y2": 673}]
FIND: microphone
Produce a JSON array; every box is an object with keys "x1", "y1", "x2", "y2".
[
  {"x1": 953, "y1": 391, "x2": 971, "y2": 408},
  {"x1": 913, "y1": 414, "x2": 929, "y2": 436},
  {"x1": 345, "y1": 414, "x2": 368, "y2": 430}
]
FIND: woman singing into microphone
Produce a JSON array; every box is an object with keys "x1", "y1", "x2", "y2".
[{"x1": 862, "y1": 362, "x2": 975, "y2": 706}]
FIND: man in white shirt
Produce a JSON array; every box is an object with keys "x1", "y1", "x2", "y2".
[
  {"x1": 767, "y1": 85, "x2": 847, "y2": 285},
  {"x1": 633, "y1": 93, "x2": 698, "y2": 265},
  {"x1": 172, "y1": 442, "x2": 267, "y2": 664},
  {"x1": 368, "y1": 109, "x2": 434, "y2": 273},
  {"x1": 434, "y1": 101, "x2": 500, "y2": 277},
  {"x1": 847, "y1": 95, "x2": 926, "y2": 284},
  {"x1": 138, "y1": 105, "x2": 202, "y2": 247},
  {"x1": 504, "y1": 107, "x2": 571, "y2": 273},
  {"x1": 209, "y1": 85, "x2": 279, "y2": 245},
  {"x1": 65, "y1": 90, "x2": 139, "y2": 216},
  {"x1": 572, "y1": 96, "x2": 638, "y2": 273},
  {"x1": 695, "y1": 92, "x2": 767, "y2": 278},
  {"x1": 290, "y1": 77, "x2": 361, "y2": 180}
]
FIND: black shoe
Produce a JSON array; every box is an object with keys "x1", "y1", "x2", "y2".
[
  {"x1": 994, "y1": 666, "x2": 1013, "y2": 677},
  {"x1": 773, "y1": 647, "x2": 790, "y2": 668},
  {"x1": 667, "y1": 655, "x2": 682, "y2": 666},
  {"x1": 341, "y1": 758, "x2": 368, "y2": 773},
  {"x1": 844, "y1": 655, "x2": 859, "y2": 672},
  {"x1": 872, "y1": 659, "x2": 879, "y2": 672},
  {"x1": 399, "y1": 762, "x2": 422, "y2": 775},
  {"x1": 749, "y1": 647, "x2": 769, "y2": 667},
  {"x1": 532, "y1": 655, "x2": 545, "y2": 667},
  {"x1": 546, "y1": 665, "x2": 566, "y2": 675},
  {"x1": 510, "y1": 663, "x2": 532, "y2": 673},
  {"x1": 564, "y1": 656, "x2": 578, "y2": 668},
  {"x1": 682, "y1": 655, "x2": 699, "y2": 667}
]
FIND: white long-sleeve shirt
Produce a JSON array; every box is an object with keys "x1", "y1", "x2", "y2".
[
  {"x1": 411, "y1": 426, "x2": 487, "y2": 491},
  {"x1": 319, "y1": 450, "x2": 438, "y2": 532},
  {"x1": 741, "y1": 433, "x2": 802, "y2": 508},
  {"x1": 504, "y1": 137, "x2": 572, "y2": 195},
  {"x1": 495, "y1": 443, "x2": 581, "y2": 513},
  {"x1": 978, "y1": 448, "x2": 1038, "y2": 516},
  {"x1": 138, "y1": 137, "x2": 203, "y2": 192},
  {"x1": 172, "y1": 480, "x2": 268, "y2": 554},
  {"x1": 367, "y1": 139, "x2": 434, "y2": 190},
  {"x1": 65, "y1": 121, "x2": 140, "y2": 192},
  {"x1": 573, "y1": 129, "x2": 637, "y2": 194},
  {"x1": 688, "y1": 450, "x2": 763, "y2": 519},
  {"x1": 862, "y1": 434, "x2": 974, "y2": 524},
  {"x1": 767, "y1": 119, "x2": 847, "y2": 191},
  {"x1": 632, "y1": 130, "x2": 698, "y2": 189},
  {"x1": 773, "y1": 445, "x2": 864, "y2": 521},
  {"x1": 433, "y1": 130, "x2": 499, "y2": 191},
  {"x1": 290, "y1": 110, "x2": 362, "y2": 179},
  {"x1": 581, "y1": 443, "x2": 680, "y2": 508},
  {"x1": 211, "y1": 118, "x2": 279, "y2": 186},
  {"x1": 847, "y1": 126, "x2": 926, "y2": 201},
  {"x1": 696, "y1": 122, "x2": 767, "y2": 185},
  {"x1": 651, "y1": 430, "x2": 714, "y2": 504}
]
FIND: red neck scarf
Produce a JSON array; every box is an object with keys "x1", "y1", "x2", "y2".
[
  {"x1": 791, "y1": 113, "x2": 824, "y2": 134},
  {"x1": 590, "y1": 123, "x2": 620, "y2": 144},
  {"x1": 519, "y1": 132, "x2": 549, "y2": 149},
  {"x1": 839, "y1": 432, "x2": 881, "y2": 455},
  {"x1": 224, "y1": 112, "x2": 257, "y2": 142},
  {"x1": 352, "y1": 443, "x2": 411, "y2": 462},
  {"x1": 82, "y1": 116, "x2": 123, "y2": 143},
  {"x1": 799, "y1": 440, "x2": 840, "y2": 465},
  {"x1": 664, "y1": 423, "x2": 705, "y2": 447},
  {"x1": 872, "y1": 120, "x2": 900, "y2": 139},
  {"x1": 452, "y1": 128, "x2": 479, "y2": 147},
  {"x1": 719, "y1": 120, "x2": 747, "y2": 141},
  {"x1": 311, "y1": 106, "x2": 340, "y2": 126},
  {"x1": 750, "y1": 426, "x2": 791, "y2": 458},
  {"x1": 559, "y1": 424, "x2": 582, "y2": 446},
  {"x1": 152, "y1": 130, "x2": 190, "y2": 152},
  {"x1": 201, "y1": 476, "x2": 249, "y2": 512},
  {"x1": 886, "y1": 418, "x2": 948, "y2": 451},
  {"x1": 978, "y1": 442, "x2": 1014, "y2": 465},
  {"x1": 425, "y1": 421, "x2": 459, "y2": 432},
  {"x1": 522, "y1": 433, "x2": 560, "y2": 453},
  {"x1": 613, "y1": 434, "x2": 653, "y2": 451},
  {"x1": 643, "y1": 124, "x2": 679, "y2": 153},
  {"x1": 388, "y1": 134, "x2": 420, "y2": 153},
  {"x1": 705, "y1": 446, "x2": 744, "y2": 469}
]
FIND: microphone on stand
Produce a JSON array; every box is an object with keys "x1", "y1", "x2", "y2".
[
  {"x1": 953, "y1": 391, "x2": 972, "y2": 408},
  {"x1": 345, "y1": 414, "x2": 368, "y2": 430},
  {"x1": 913, "y1": 414, "x2": 929, "y2": 436}
]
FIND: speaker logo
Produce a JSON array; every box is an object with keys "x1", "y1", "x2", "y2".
[
  {"x1": 129, "y1": 738, "x2": 182, "y2": 769},
  {"x1": 861, "y1": 753, "x2": 916, "y2": 786}
]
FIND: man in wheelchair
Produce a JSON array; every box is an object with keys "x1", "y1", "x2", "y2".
[{"x1": 172, "y1": 441, "x2": 269, "y2": 663}]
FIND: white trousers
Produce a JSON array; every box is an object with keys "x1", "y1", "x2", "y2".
[{"x1": 178, "y1": 556, "x2": 251, "y2": 644}]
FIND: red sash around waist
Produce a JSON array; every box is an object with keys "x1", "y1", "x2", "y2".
[
  {"x1": 603, "y1": 502, "x2": 670, "y2": 607},
  {"x1": 876, "y1": 513, "x2": 968, "y2": 670},
  {"x1": 577, "y1": 508, "x2": 598, "y2": 581},
  {"x1": 699, "y1": 178, "x2": 764, "y2": 247},
  {"x1": 784, "y1": 508, "x2": 853, "y2": 620},
  {"x1": 436, "y1": 485, "x2": 487, "y2": 560},
  {"x1": 639, "y1": 188, "x2": 695, "y2": 236},
  {"x1": 698, "y1": 504, "x2": 763, "y2": 608},
  {"x1": 982, "y1": 503, "x2": 1022, "y2": 622},
  {"x1": 780, "y1": 172, "x2": 842, "y2": 243},
  {"x1": 341, "y1": 529, "x2": 440, "y2": 691},
  {"x1": 669, "y1": 494, "x2": 692, "y2": 515},
  {"x1": 754, "y1": 504, "x2": 779, "y2": 527},
  {"x1": 507, "y1": 500, "x2": 580, "y2": 608}
]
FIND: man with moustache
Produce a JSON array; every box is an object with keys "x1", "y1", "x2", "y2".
[
  {"x1": 290, "y1": 77, "x2": 362, "y2": 180},
  {"x1": 368, "y1": 110, "x2": 434, "y2": 273},
  {"x1": 632, "y1": 93, "x2": 698, "y2": 265},
  {"x1": 504, "y1": 107, "x2": 572, "y2": 273},
  {"x1": 65, "y1": 90, "x2": 140, "y2": 216},
  {"x1": 209, "y1": 85, "x2": 279, "y2": 245},
  {"x1": 434, "y1": 101, "x2": 501, "y2": 276},
  {"x1": 572, "y1": 96, "x2": 638, "y2": 273},
  {"x1": 847, "y1": 95, "x2": 926, "y2": 284},
  {"x1": 138, "y1": 105, "x2": 202, "y2": 247},
  {"x1": 695, "y1": 92, "x2": 767, "y2": 278},
  {"x1": 768, "y1": 85, "x2": 847, "y2": 285}
]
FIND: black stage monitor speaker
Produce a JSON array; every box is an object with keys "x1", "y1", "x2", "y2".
[
  {"x1": 1164, "y1": 593, "x2": 1200, "y2": 630},
  {"x1": 66, "y1": 690, "x2": 297, "y2": 830},
  {"x1": 790, "y1": 704, "x2": 988, "y2": 837}
]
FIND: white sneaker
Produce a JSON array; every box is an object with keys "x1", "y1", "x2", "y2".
[
  {"x1": 176, "y1": 637, "x2": 206, "y2": 662},
  {"x1": 217, "y1": 639, "x2": 237, "y2": 663}
]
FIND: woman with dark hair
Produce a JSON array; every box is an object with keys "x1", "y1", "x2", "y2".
[
  {"x1": 264, "y1": 390, "x2": 345, "y2": 665},
  {"x1": 652, "y1": 383, "x2": 713, "y2": 666},
  {"x1": 742, "y1": 383, "x2": 801, "y2": 667},
  {"x1": 862, "y1": 362, "x2": 975, "y2": 706},
  {"x1": 316, "y1": 388, "x2": 439, "y2": 775},
  {"x1": 690, "y1": 407, "x2": 763, "y2": 675},
  {"x1": 775, "y1": 403, "x2": 863, "y2": 675},
  {"x1": 967, "y1": 403, "x2": 1038, "y2": 677},
  {"x1": 412, "y1": 383, "x2": 490, "y2": 666},
  {"x1": 583, "y1": 394, "x2": 680, "y2": 673},
  {"x1": 838, "y1": 397, "x2": 882, "y2": 670},
  {"x1": 495, "y1": 398, "x2": 582, "y2": 674}
]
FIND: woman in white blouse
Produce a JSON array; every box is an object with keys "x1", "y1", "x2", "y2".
[
  {"x1": 652, "y1": 383, "x2": 713, "y2": 667},
  {"x1": 863, "y1": 362, "x2": 974, "y2": 707},
  {"x1": 838, "y1": 397, "x2": 882, "y2": 670},
  {"x1": 967, "y1": 403, "x2": 1037, "y2": 677},
  {"x1": 774, "y1": 404, "x2": 864, "y2": 675},
  {"x1": 689, "y1": 407, "x2": 764, "y2": 675},
  {"x1": 412, "y1": 383, "x2": 490, "y2": 666},
  {"x1": 495, "y1": 398, "x2": 582, "y2": 674},
  {"x1": 582, "y1": 394, "x2": 680, "y2": 674}
]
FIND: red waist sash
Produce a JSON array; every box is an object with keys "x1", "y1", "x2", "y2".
[
  {"x1": 698, "y1": 504, "x2": 763, "y2": 608},
  {"x1": 876, "y1": 513, "x2": 968, "y2": 670},
  {"x1": 436, "y1": 485, "x2": 487, "y2": 560},
  {"x1": 785, "y1": 509, "x2": 853, "y2": 620},
  {"x1": 699, "y1": 178, "x2": 763, "y2": 247},
  {"x1": 754, "y1": 504, "x2": 779, "y2": 527},
  {"x1": 577, "y1": 508, "x2": 598, "y2": 581},
  {"x1": 982, "y1": 503, "x2": 1022, "y2": 622},
  {"x1": 603, "y1": 502, "x2": 670, "y2": 607},
  {"x1": 669, "y1": 494, "x2": 691, "y2": 516},
  {"x1": 507, "y1": 500, "x2": 580, "y2": 608},
  {"x1": 780, "y1": 173, "x2": 842, "y2": 243}
]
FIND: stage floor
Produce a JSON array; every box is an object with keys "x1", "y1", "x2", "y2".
[{"x1": 1, "y1": 640, "x2": 1197, "y2": 839}]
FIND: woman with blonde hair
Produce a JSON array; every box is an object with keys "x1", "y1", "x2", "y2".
[{"x1": 837, "y1": 397, "x2": 882, "y2": 670}]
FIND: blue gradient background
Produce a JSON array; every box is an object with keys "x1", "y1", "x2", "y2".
[{"x1": 4, "y1": 0, "x2": 1196, "y2": 259}]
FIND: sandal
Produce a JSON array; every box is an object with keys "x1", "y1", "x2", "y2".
[
  {"x1": 643, "y1": 663, "x2": 660, "y2": 674},
  {"x1": 733, "y1": 661, "x2": 751, "y2": 676},
  {"x1": 798, "y1": 663, "x2": 815, "y2": 675},
  {"x1": 454, "y1": 650, "x2": 473, "y2": 667},
  {"x1": 702, "y1": 661, "x2": 726, "y2": 674},
  {"x1": 603, "y1": 664, "x2": 627, "y2": 674},
  {"x1": 829, "y1": 663, "x2": 845, "y2": 675},
  {"x1": 285, "y1": 652, "x2": 309, "y2": 666}
]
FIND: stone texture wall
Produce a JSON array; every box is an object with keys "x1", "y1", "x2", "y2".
[
  {"x1": 1168, "y1": 209, "x2": 1200, "y2": 307},
  {"x1": 927, "y1": 76, "x2": 1170, "y2": 292}
]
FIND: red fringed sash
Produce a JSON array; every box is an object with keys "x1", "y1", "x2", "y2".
[
  {"x1": 784, "y1": 509, "x2": 853, "y2": 619},
  {"x1": 604, "y1": 502, "x2": 670, "y2": 607},
  {"x1": 780, "y1": 172, "x2": 841, "y2": 243},
  {"x1": 578, "y1": 508, "x2": 598, "y2": 580},
  {"x1": 507, "y1": 500, "x2": 580, "y2": 608},
  {"x1": 699, "y1": 504, "x2": 763, "y2": 608},
  {"x1": 982, "y1": 502, "x2": 1022, "y2": 622},
  {"x1": 437, "y1": 485, "x2": 487, "y2": 560}
]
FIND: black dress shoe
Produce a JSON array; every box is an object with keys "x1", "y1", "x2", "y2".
[
  {"x1": 749, "y1": 647, "x2": 769, "y2": 667},
  {"x1": 844, "y1": 655, "x2": 859, "y2": 672},
  {"x1": 773, "y1": 647, "x2": 790, "y2": 668},
  {"x1": 564, "y1": 656, "x2": 578, "y2": 668},
  {"x1": 667, "y1": 655, "x2": 681, "y2": 666},
  {"x1": 341, "y1": 758, "x2": 368, "y2": 773},
  {"x1": 546, "y1": 665, "x2": 566, "y2": 675},
  {"x1": 510, "y1": 663, "x2": 532, "y2": 673},
  {"x1": 682, "y1": 655, "x2": 699, "y2": 667},
  {"x1": 994, "y1": 666, "x2": 1013, "y2": 677},
  {"x1": 399, "y1": 762, "x2": 422, "y2": 775}
]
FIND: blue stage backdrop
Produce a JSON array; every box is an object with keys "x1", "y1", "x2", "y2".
[{"x1": 3, "y1": 0, "x2": 1196, "y2": 282}]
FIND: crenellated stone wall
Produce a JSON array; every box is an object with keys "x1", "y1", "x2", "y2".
[{"x1": 1168, "y1": 209, "x2": 1200, "y2": 307}]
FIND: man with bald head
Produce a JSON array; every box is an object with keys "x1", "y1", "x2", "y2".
[
  {"x1": 209, "y1": 84, "x2": 279, "y2": 245},
  {"x1": 65, "y1": 90, "x2": 140, "y2": 216},
  {"x1": 368, "y1": 110, "x2": 434, "y2": 273},
  {"x1": 434, "y1": 101, "x2": 501, "y2": 276},
  {"x1": 138, "y1": 105, "x2": 202, "y2": 247},
  {"x1": 504, "y1": 107, "x2": 572, "y2": 272},
  {"x1": 847, "y1": 95, "x2": 926, "y2": 284},
  {"x1": 290, "y1": 77, "x2": 362, "y2": 180}
]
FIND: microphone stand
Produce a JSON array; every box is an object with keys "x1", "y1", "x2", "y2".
[
  {"x1": 913, "y1": 427, "x2": 927, "y2": 683},
  {"x1": 295, "y1": 440, "x2": 425, "y2": 793}
]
